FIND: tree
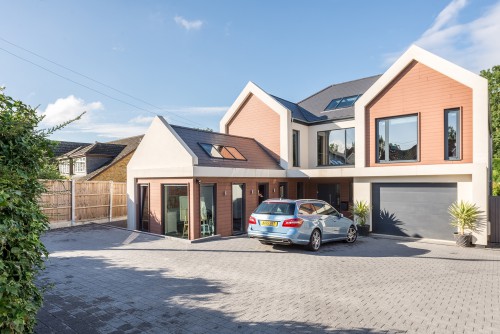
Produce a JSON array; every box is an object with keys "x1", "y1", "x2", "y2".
[
  {"x1": 0, "y1": 89, "x2": 79, "y2": 332},
  {"x1": 480, "y1": 66, "x2": 500, "y2": 157}
]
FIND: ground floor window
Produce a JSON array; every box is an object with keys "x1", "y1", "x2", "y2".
[
  {"x1": 258, "y1": 183, "x2": 269, "y2": 204},
  {"x1": 279, "y1": 182, "x2": 288, "y2": 198},
  {"x1": 232, "y1": 184, "x2": 245, "y2": 234},
  {"x1": 163, "y1": 184, "x2": 189, "y2": 239},
  {"x1": 138, "y1": 184, "x2": 150, "y2": 232},
  {"x1": 200, "y1": 184, "x2": 216, "y2": 237}
]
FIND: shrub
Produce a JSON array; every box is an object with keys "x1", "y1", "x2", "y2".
[
  {"x1": 448, "y1": 201, "x2": 480, "y2": 235},
  {"x1": 0, "y1": 89, "x2": 77, "y2": 333},
  {"x1": 350, "y1": 200, "x2": 370, "y2": 226}
]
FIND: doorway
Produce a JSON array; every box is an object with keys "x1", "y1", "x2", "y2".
[
  {"x1": 258, "y1": 183, "x2": 269, "y2": 204},
  {"x1": 317, "y1": 183, "x2": 340, "y2": 210},
  {"x1": 163, "y1": 184, "x2": 189, "y2": 239},
  {"x1": 200, "y1": 184, "x2": 216, "y2": 237},
  {"x1": 232, "y1": 184, "x2": 245, "y2": 234},
  {"x1": 138, "y1": 184, "x2": 149, "y2": 232}
]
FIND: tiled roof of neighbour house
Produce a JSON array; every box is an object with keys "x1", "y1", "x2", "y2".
[
  {"x1": 270, "y1": 95, "x2": 327, "y2": 123},
  {"x1": 81, "y1": 135, "x2": 144, "y2": 180},
  {"x1": 297, "y1": 74, "x2": 382, "y2": 121},
  {"x1": 171, "y1": 125, "x2": 283, "y2": 170},
  {"x1": 53, "y1": 141, "x2": 91, "y2": 157},
  {"x1": 70, "y1": 142, "x2": 127, "y2": 157}
]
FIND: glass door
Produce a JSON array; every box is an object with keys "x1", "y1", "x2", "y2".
[
  {"x1": 232, "y1": 184, "x2": 245, "y2": 234},
  {"x1": 163, "y1": 185, "x2": 189, "y2": 239},
  {"x1": 138, "y1": 184, "x2": 149, "y2": 232},
  {"x1": 200, "y1": 185, "x2": 216, "y2": 237}
]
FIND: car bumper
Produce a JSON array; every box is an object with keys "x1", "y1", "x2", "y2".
[{"x1": 247, "y1": 230, "x2": 309, "y2": 245}]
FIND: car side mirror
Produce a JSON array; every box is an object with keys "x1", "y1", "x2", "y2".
[{"x1": 338, "y1": 213, "x2": 343, "y2": 218}]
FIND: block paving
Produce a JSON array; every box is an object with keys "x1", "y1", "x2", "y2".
[{"x1": 35, "y1": 224, "x2": 500, "y2": 333}]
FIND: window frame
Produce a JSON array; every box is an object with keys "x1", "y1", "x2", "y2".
[
  {"x1": 198, "y1": 143, "x2": 247, "y2": 161},
  {"x1": 292, "y1": 130, "x2": 300, "y2": 167},
  {"x1": 376, "y1": 114, "x2": 420, "y2": 164},
  {"x1": 444, "y1": 108, "x2": 461, "y2": 161},
  {"x1": 74, "y1": 157, "x2": 86, "y2": 173},
  {"x1": 316, "y1": 128, "x2": 355, "y2": 167}
]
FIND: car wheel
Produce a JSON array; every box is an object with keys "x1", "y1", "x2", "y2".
[
  {"x1": 345, "y1": 225, "x2": 357, "y2": 243},
  {"x1": 307, "y1": 229, "x2": 321, "y2": 251}
]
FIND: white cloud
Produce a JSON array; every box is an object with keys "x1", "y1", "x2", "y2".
[
  {"x1": 129, "y1": 115, "x2": 155, "y2": 124},
  {"x1": 174, "y1": 15, "x2": 203, "y2": 31},
  {"x1": 40, "y1": 95, "x2": 103, "y2": 126},
  {"x1": 384, "y1": 0, "x2": 500, "y2": 72}
]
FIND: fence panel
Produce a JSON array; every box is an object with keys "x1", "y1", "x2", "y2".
[
  {"x1": 112, "y1": 182, "x2": 127, "y2": 218},
  {"x1": 490, "y1": 196, "x2": 500, "y2": 244},
  {"x1": 40, "y1": 180, "x2": 71, "y2": 222},
  {"x1": 39, "y1": 180, "x2": 127, "y2": 223}
]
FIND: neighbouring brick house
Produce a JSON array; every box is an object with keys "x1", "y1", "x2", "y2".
[
  {"x1": 55, "y1": 135, "x2": 143, "y2": 182},
  {"x1": 127, "y1": 45, "x2": 491, "y2": 245}
]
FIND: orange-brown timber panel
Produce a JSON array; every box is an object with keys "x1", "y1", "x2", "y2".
[
  {"x1": 366, "y1": 61, "x2": 473, "y2": 167},
  {"x1": 227, "y1": 94, "x2": 281, "y2": 162}
]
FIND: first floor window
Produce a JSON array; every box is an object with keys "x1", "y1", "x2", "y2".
[
  {"x1": 317, "y1": 128, "x2": 355, "y2": 166},
  {"x1": 445, "y1": 108, "x2": 460, "y2": 160},
  {"x1": 377, "y1": 115, "x2": 418, "y2": 163},
  {"x1": 292, "y1": 130, "x2": 300, "y2": 167},
  {"x1": 59, "y1": 160, "x2": 70, "y2": 174},
  {"x1": 74, "y1": 157, "x2": 86, "y2": 173}
]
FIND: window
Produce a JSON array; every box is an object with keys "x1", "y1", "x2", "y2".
[
  {"x1": 199, "y1": 143, "x2": 246, "y2": 160},
  {"x1": 445, "y1": 108, "x2": 460, "y2": 160},
  {"x1": 317, "y1": 128, "x2": 355, "y2": 166},
  {"x1": 279, "y1": 182, "x2": 288, "y2": 198},
  {"x1": 59, "y1": 160, "x2": 70, "y2": 174},
  {"x1": 292, "y1": 130, "x2": 300, "y2": 167},
  {"x1": 324, "y1": 95, "x2": 361, "y2": 111},
  {"x1": 298, "y1": 203, "x2": 315, "y2": 215},
  {"x1": 254, "y1": 202, "x2": 295, "y2": 215},
  {"x1": 312, "y1": 202, "x2": 337, "y2": 216},
  {"x1": 376, "y1": 115, "x2": 418, "y2": 163},
  {"x1": 74, "y1": 157, "x2": 86, "y2": 173}
]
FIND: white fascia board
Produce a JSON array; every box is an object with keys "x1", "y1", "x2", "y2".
[
  {"x1": 128, "y1": 166, "x2": 195, "y2": 178},
  {"x1": 295, "y1": 163, "x2": 474, "y2": 178},
  {"x1": 354, "y1": 44, "x2": 489, "y2": 167},
  {"x1": 193, "y1": 166, "x2": 286, "y2": 178},
  {"x1": 219, "y1": 81, "x2": 289, "y2": 133}
]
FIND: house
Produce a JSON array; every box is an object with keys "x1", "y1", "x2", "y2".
[
  {"x1": 127, "y1": 45, "x2": 490, "y2": 245},
  {"x1": 56, "y1": 135, "x2": 143, "y2": 182}
]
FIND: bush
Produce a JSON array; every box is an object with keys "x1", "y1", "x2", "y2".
[
  {"x1": 0, "y1": 90, "x2": 55, "y2": 332},
  {"x1": 350, "y1": 200, "x2": 370, "y2": 226},
  {"x1": 448, "y1": 200, "x2": 480, "y2": 235}
]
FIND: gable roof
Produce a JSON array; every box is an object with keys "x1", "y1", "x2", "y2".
[
  {"x1": 53, "y1": 141, "x2": 91, "y2": 157},
  {"x1": 82, "y1": 135, "x2": 144, "y2": 180},
  {"x1": 171, "y1": 125, "x2": 282, "y2": 170},
  {"x1": 297, "y1": 74, "x2": 382, "y2": 121},
  {"x1": 270, "y1": 95, "x2": 326, "y2": 123}
]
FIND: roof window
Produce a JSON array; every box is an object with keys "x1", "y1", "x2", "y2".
[
  {"x1": 324, "y1": 94, "x2": 361, "y2": 111},
  {"x1": 199, "y1": 143, "x2": 246, "y2": 160}
]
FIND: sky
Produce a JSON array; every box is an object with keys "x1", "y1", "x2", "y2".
[{"x1": 1, "y1": 0, "x2": 499, "y2": 143}]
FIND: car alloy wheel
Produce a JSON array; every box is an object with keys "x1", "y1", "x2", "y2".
[
  {"x1": 346, "y1": 225, "x2": 357, "y2": 243},
  {"x1": 308, "y1": 229, "x2": 321, "y2": 251}
]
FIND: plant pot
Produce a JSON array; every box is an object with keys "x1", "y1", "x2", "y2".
[
  {"x1": 454, "y1": 233, "x2": 472, "y2": 247},
  {"x1": 357, "y1": 224, "x2": 370, "y2": 237}
]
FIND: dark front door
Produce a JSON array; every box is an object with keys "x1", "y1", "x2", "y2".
[
  {"x1": 138, "y1": 184, "x2": 149, "y2": 232},
  {"x1": 317, "y1": 183, "x2": 340, "y2": 210},
  {"x1": 258, "y1": 183, "x2": 269, "y2": 204}
]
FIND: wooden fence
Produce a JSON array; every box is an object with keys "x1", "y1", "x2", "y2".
[{"x1": 39, "y1": 180, "x2": 127, "y2": 223}]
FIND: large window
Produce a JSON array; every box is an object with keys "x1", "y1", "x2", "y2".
[
  {"x1": 163, "y1": 184, "x2": 189, "y2": 239},
  {"x1": 292, "y1": 130, "x2": 300, "y2": 167},
  {"x1": 445, "y1": 108, "x2": 460, "y2": 160},
  {"x1": 317, "y1": 128, "x2": 355, "y2": 166},
  {"x1": 377, "y1": 114, "x2": 418, "y2": 163},
  {"x1": 59, "y1": 160, "x2": 70, "y2": 174},
  {"x1": 74, "y1": 157, "x2": 86, "y2": 173}
]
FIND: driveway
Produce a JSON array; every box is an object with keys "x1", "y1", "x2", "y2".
[{"x1": 36, "y1": 224, "x2": 500, "y2": 333}]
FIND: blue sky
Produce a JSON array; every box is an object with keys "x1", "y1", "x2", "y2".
[{"x1": 1, "y1": 0, "x2": 499, "y2": 142}]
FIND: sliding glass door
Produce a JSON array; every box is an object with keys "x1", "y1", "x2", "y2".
[
  {"x1": 200, "y1": 184, "x2": 216, "y2": 237},
  {"x1": 163, "y1": 185, "x2": 189, "y2": 239}
]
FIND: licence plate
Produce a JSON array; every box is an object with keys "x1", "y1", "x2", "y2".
[{"x1": 260, "y1": 220, "x2": 278, "y2": 227}]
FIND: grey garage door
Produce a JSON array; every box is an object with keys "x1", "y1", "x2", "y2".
[{"x1": 372, "y1": 183, "x2": 457, "y2": 240}]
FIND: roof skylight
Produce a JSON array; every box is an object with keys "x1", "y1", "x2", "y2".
[
  {"x1": 199, "y1": 143, "x2": 246, "y2": 161},
  {"x1": 324, "y1": 94, "x2": 361, "y2": 111}
]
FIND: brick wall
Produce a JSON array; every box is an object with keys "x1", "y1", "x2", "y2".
[
  {"x1": 91, "y1": 152, "x2": 134, "y2": 182},
  {"x1": 366, "y1": 61, "x2": 473, "y2": 167}
]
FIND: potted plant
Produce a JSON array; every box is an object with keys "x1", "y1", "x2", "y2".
[
  {"x1": 350, "y1": 200, "x2": 370, "y2": 236},
  {"x1": 448, "y1": 200, "x2": 480, "y2": 247}
]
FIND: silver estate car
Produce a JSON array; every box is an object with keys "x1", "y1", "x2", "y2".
[{"x1": 247, "y1": 199, "x2": 357, "y2": 251}]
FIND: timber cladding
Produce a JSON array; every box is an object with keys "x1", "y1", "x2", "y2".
[
  {"x1": 366, "y1": 61, "x2": 473, "y2": 167},
  {"x1": 226, "y1": 94, "x2": 281, "y2": 162}
]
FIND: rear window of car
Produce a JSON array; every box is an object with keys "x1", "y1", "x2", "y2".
[{"x1": 254, "y1": 202, "x2": 296, "y2": 215}]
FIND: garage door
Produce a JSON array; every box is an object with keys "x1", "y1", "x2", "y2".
[{"x1": 372, "y1": 183, "x2": 457, "y2": 240}]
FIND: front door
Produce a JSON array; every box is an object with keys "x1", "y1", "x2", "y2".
[
  {"x1": 232, "y1": 184, "x2": 245, "y2": 234},
  {"x1": 317, "y1": 183, "x2": 340, "y2": 210},
  {"x1": 258, "y1": 183, "x2": 269, "y2": 204},
  {"x1": 138, "y1": 184, "x2": 149, "y2": 232},
  {"x1": 200, "y1": 184, "x2": 216, "y2": 237}
]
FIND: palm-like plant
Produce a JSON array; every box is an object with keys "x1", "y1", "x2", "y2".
[
  {"x1": 350, "y1": 200, "x2": 370, "y2": 226},
  {"x1": 448, "y1": 201, "x2": 480, "y2": 235}
]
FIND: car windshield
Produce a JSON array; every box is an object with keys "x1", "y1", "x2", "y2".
[{"x1": 254, "y1": 202, "x2": 295, "y2": 215}]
